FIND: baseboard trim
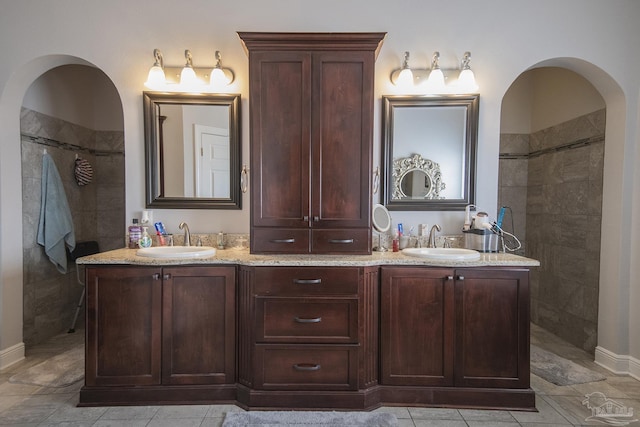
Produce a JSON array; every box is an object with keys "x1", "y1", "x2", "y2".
[
  {"x1": 0, "y1": 342, "x2": 25, "y2": 370},
  {"x1": 594, "y1": 346, "x2": 640, "y2": 381}
]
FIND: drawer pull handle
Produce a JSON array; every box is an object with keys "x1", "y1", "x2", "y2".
[
  {"x1": 329, "y1": 239, "x2": 354, "y2": 244},
  {"x1": 294, "y1": 316, "x2": 322, "y2": 323},
  {"x1": 293, "y1": 364, "x2": 321, "y2": 371},
  {"x1": 293, "y1": 278, "x2": 322, "y2": 285},
  {"x1": 270, "y1": 238, "x2": 295, "y2": 244}
]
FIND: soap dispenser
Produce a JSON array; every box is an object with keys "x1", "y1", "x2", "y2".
[{"x1": 139, "y1": 226, "x2": 153, "y2": 248}]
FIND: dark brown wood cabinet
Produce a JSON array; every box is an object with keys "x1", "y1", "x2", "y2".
[
  {"x1": 380, "y1": 267, "x2": 454, "y2": 387},
  {"x1": 379, "y1": 266, "x2": 534, "y2": 410},
  {"x1": 81, "y1": 265, "x2": 236, "y2": 405},
  {"x1": 239, "y1": 32, "x2": 385, "y2": 254},
  {"x1": 81, "y1": 261, "x2": 534, "y2": 410},
  {"x1": 237, "y1": 265, "x2": 379, "y2": 408}
]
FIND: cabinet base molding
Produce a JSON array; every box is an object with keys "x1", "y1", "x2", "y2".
[
  {"x1": 78, "y1": 385, "x2": 237, "y2": 407},
  {"x1": 378, "y1": 385, "x2": 536, "y2": 412},
  {"x1": 79, "y1": 384, "x2": 535, "y2": 411}
]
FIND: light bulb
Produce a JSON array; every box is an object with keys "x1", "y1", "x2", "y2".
[
  {"x1": 145, "y1": 65, "x2": 166, "y2": 90},
  {"x1": 457, "y1": 68, "x2": 478, "y2": 92},
  {"x1": 396, "y1": 68, "x2": 414, "y2": 87},
  {"x1": 209, "y1": 67, "x2": 228, "y2": 90}
]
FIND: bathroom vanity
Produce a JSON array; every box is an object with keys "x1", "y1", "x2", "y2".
[{"x1": 77, "y1": 249, "x2": 538, "y2": 411}]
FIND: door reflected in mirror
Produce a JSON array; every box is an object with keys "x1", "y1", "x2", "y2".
[
  {"x1": 382, "y1": 95, "x2": 478, "y2": 211},
  {"x1": 143, "y1": 92, "x2": 241, "y2": 209}
]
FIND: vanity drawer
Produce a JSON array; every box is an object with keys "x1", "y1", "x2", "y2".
[
  {"x1": 254, "y1": 267, "x2": 360, "y2": 296},
  {"x1": 255, "y1": 297, "x2": 358, "y2": 343},
  {"x1": 311, "y1": 229, "x2": 371, "y2": 254},
  {"x1": 251, "y1": 228, "x2": 310, "y2": 254},
  {"x1": 254, "y1": 344, "x2": 358, "y2": 390}
]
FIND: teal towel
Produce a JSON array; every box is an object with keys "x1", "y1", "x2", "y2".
[{"x1": 37, "y1": 153, "x2": 75, "y2": 273}]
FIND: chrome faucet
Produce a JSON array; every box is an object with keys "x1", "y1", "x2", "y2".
[
  {"x1": 179, "y1": 222, "x2": 191, "y2": 246},
  {"x1": 428, "y1": 224, "x2": 441, "y2": 248}
]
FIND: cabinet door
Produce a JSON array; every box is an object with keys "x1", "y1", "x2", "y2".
[
  {"x1": 311, "y1": 51, "x2": 373, "y2": 230},
  {"x1": 454, "y1": 268, "x2": 530, "y2": 388},
  {"x1": 380, "y1": 267, "x2": 454, "y2": 386},
  {"x1": 85, "y1": 266, "x2": 162, "y2": 386},
  {"x1": 162, "y1": 266, "x2": 236, "y2": 385},
  {"x1": 250, "y1": 50, "x2": 311, "y2": 229}
]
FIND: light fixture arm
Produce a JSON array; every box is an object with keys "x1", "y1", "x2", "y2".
[
  {"x1": 184, "y1": 50, "x2": 194, "y2": 68},
  {"x1": 461, "y1": 51, "x2": 471, "y2": 70},
  {"x1": 431, "y1": 51, "x2": 441, "y2": 70},
  {"x1": 153, "y1": 49, "x2": 163, "y2": 68},
  {"x1": 402, "y1": 51, "x2": 410, "y2": 69}
]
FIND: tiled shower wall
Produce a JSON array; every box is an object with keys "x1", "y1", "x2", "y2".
[
  {"x1": 499, "y1": 109, "x2": 605, "y2": 354},
  {"x1": 20, "y1": 108, "x2": 125, "y2": 346}
]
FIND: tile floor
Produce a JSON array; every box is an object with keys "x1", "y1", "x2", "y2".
[{"x1": 1, "y1": 324, "x2": 639, "y2": 426}]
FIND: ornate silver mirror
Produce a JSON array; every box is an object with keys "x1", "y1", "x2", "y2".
[
  {"x1": 382, "y1": 95, "x2": 478, "y2": 210},
  {"x1": 143, "y1": 91, "x2": 242, "y2": 209},
  {"x1": 393, "y1": 154, "x2": 445, "y2": 200}
]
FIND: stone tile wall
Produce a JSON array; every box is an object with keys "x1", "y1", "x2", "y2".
[
  {"x1": 499, "y1": 109, "x2": 605, "y2": 354},
  {"x1": 20, "y1": 108, "x2": 125, "y2": 346}
]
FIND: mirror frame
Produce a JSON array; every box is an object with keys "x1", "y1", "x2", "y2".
[
  {"x1": 381, "y1": 94, "x2": 479, "y2": 211},
  {"x1": 143, "y1": 91, "x2": 242, "y2": 209}
]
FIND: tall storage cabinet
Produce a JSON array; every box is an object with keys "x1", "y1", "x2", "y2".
[{"x1": 238, "y1": 32, "x2": 385, "y2": 254}]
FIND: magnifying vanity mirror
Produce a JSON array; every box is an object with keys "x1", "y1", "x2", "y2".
[
  {"x1": 381, "y1": 95, "x2": 479, "y2": 210},
  {"x1": 372, "y1": 203, "x2": 392, "y2": 251},
  {"x1": 143, "y1": 91, "x2": 242, "y2": 209}
]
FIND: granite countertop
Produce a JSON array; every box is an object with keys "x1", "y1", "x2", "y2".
[{"x1": 76, "y1": 247, "x2": 540, "y2": 268}]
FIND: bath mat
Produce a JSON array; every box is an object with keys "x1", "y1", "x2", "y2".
[
  {"x1": 222, "y1": 411, "x2": 398, "y2": 426},
  {"x1": 530, "y1": 344, "x2": 606, "y2": 386},
  {"x1": 9, "y1": 344, "x2": 84, "y2": 388}
]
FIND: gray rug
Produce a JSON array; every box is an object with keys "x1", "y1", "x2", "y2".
[
  {"x1": 9, "y1": 344, "x2": 84, "y2": 388},
  {"x1": 530, "y1": 344, "x2": 606, "y2": 386},
  {"x1": 223, "y1": 411, "x2": 398, "y2": 427}
]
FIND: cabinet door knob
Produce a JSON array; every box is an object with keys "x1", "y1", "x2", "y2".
[
  {"x1": 447, "y1": 275, "x2": 454, "y2": 281},
  {"x1": 293, "y1": 278, "x2": 322, "y2": 285},
  {"x1": 457, "y1": 275, "x2": 465, "y2": 281},
  {"x1": 313, "y1": 216, "x2": 319, "y2": 222},
  {"x1": 152, "y1": 273, "x2": 160, "y2": 280},
  {"x1": 163, "y1": 274, "x2": 171, "y2": 280},
  {"x1": 293, "y1": 364, "x2": 321, "y2": 371},
  {"x1": 303, "y1": 216, "x2": 309, "y2": 222}
]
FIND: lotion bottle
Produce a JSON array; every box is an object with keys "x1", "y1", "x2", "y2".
[{"x1": 128, "y1": 218, "x2": 142, "y2": 249}]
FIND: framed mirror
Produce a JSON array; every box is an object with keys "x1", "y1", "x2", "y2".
[
  {"x1": 143, "y1": 91, "x2": 242, "y2": 209},
  {"x1": 381, "y1": 94, "x2": 478, "y2": 210}
]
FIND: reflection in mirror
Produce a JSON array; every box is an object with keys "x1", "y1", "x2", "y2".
[
  {"x1": 393, "y1": 154, "x2": 445, "y2": 200},
  {"x1": 382, "y1": 95, "x2": 478, "y2": 210},
  {"x1": 143, "y1": 92, "x2": 241, "y2": 209}
]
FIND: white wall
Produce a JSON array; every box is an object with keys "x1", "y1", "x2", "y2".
[{"x1": 1, "y1": 0, "x2": 639, "y2": 377}]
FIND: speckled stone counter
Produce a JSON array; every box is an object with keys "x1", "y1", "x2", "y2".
[{"x1": 77, "y1": 247, "x2": 539, "y2": 268}]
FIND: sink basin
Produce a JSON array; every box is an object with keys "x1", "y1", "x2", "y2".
[
  {"x1": 136, "y1": 246, "x2": 217, "y2": 259},
  {"x1": 402, "y1": 247, "x2": 481, "y2": 261}
]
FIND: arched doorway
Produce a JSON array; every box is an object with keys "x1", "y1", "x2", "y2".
[
  {"x1": 0, "y1": 55, "x2": 124, "y2": 367},
  {"x1": 21, "y1": 64, "x2": 125, "y2": 347},
  {"x1": 500, "y1": 66, "x2": 605, "y2": 353}
]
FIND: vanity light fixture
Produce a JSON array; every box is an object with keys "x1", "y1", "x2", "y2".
[
  {"x1": 144, "y1": 48, "x2": 235, "y2": 93},
  {"x1": 209, "y1": 51, "x2": 235, "y2": 90},
  {"x1": 390, "y1": 50, "x2": 479, "y2": 94},
  {"x1": 179, "y1": 50, "x2": 201, "y2": 91},
  {"x1": 425, "y1": 52, "x2": 446, "y2": 93},
  {"x1": 455, "y1": 51, "x2": 479, "y2": 93},
  {"x1": 144, "y1": 49, "x2": 166, "y2": 89}
]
